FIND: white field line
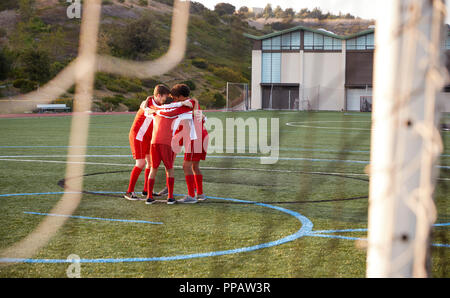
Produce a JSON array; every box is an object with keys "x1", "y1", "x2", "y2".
[{"x1": 1, "y1": 157, "x2": 449, "y2": 181}]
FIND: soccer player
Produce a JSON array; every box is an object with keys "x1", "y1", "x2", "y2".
[
  {"x1": 124, "y1": 85, "x2": 171, "y2": 201},
  {"x1": 144, "y1": 91, "x2": 194, "y2": 205},
  {"x1": 169, "y1": 84, "x2": 208, "y2": 204}
]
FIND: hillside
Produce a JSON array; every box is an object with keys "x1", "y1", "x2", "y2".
[
  {"x1": 248, "y1": 18, "x2": 375, "y2": 35},
  {"x1": 0, "y1": 0, "x2": 376, "y2": 111}
]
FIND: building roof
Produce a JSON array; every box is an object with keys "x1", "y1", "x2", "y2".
[{"x1": 244, "y1": 25, "x2": 375, "y2": 41}]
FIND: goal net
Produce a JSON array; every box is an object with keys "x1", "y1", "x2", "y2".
[{"x1": 226, "y1": 82, "x2": 249, "y2": 111}]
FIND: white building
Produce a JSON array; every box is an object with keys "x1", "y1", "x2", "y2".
[
  {"x1": 249, "y1": 7, "x2": 263, "y2": 15},
  {"x1": 244, "y1": 25, "x2": 450, "y2": 112}
]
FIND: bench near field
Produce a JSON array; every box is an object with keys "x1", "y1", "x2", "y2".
[{"x1": 35, "y1": 104, "x2": 71, "y2": 113}]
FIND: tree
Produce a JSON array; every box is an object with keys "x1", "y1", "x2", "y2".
[
  {"x1": 20, "y1": 48, "x2": 51, "y2": 83},
  {"x1": 284, "y1": 8, "x2": 295, "y2": 19},
  {"x1": 263, "y1": 4, "x2": 273, "y2": 18},
  {"x1": 109, "y1": 16, "x2": 161, "y2": 59},
  {"x1": 0, "y1": 0, "x2": 19, "y2": 11},
  {"x1": 0, "y1": 48, "x2": 12, "y2": 81},
  {"x1": 214, "y1": 3, "x2": 235, "y2": 16},
  {"x1": 18, "y1": 0, "x2": 35, "y2": 22},
  {"x1": 190, "y1": 1, "x2": 207, "y2": 15},
  {"x1": 297, "y1": 8, "x2": 310, "y2": 18},
  {"x1": 237, "y1": 6, "x2": 249, "y2": 17},
  {"x1": 310, "y1": 7, "x2": 324, "y2": 19},
  {"x1": 273, "y1": 5, "x2": 284, "y2": 18}
]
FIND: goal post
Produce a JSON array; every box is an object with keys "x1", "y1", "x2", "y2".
[
  {"x1": 366, "y1": 0, "x2": 447, "y2": 277},
  {"x1": 226, "y1": 82, "x2": 249, "y2": 111}
]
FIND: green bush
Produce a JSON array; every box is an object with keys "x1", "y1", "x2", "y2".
[
  {"x1": 0, "y1": 0, "x2": 19, "y2": 11},
  {"x1": 109, "y1": 15, "x2": 161, "y2": 59},
  {"x1": 102, "y1": 95, "x2": 123, "y2": 106},
  {"x1": 191, "y1": 58, "x2": 208, "y2": 69},
  {"x1": 20, "y1": 48, "x2": 51, "y2": 83},
  {"x1": 138, "y1": 0, "x2": 148, "y2": 6},
  {"x1": 50, "y1": 61, "x2": 65, "y2": 77},
  {"x1": 197, "y1": 91, "x2": 215, "y2": 108},
  {"x1": 181, "y1": 80, "x2": 196, "y2": 91},
  {"x1": 26, "y1": 17, "x2": 51, "y2": 34},
  {"x1": 115, "y1": 78, "x2": 143, "y2": 93},
  {"x1": 213, "y1": 92, "x2": 226, "y2": 108},
  {"x1": 123, "y1": 97, "x2": 141, "y2": 111},
  {"x1": 13, "y1": 78, "x2": 37, "y2": 93},
  {"x1": 0, "y1": 48, "x2": 13, "y2": 81},
  {"x1": 141, "y1": 78, "x2": 162, "y2": 89},
  {"x1": 67, "y1": 85, "x2": 75, "y2": 94},
  {"x1": 105, "y1": 81, "x2": 126, "y2": 93},
  {"x1": 212, "y1": 66, "x2": 242, "y2": 83},
  {"x1": 99, "y1": 95, "x2": 124, "y2": 111}
]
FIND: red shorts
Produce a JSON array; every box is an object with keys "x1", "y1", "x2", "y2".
[
  {"x1": 184, "y1": 135, "x2": 208, "y2": 162},
  {"x1": 150, "y1": 143, "x2": 175, "y2": 169},
  {"x1": 129, "y1": 133, "x2": 150, "y2": 160}
]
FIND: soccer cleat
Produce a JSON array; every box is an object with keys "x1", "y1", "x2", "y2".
[
  {"x1": 177, "y1": 195, "x2": 198, "y2": 204},
  {"x1": 196, "y1": 194, "x2": 207, "y2": 201},
  {"x1": 157, "y1": 187, "x2": 168, "y2": 196},
  {"x1": 166, "y1": 198, "x2": 177, "y2": 205},
  {"x1": 124, "y1": 192, "x2": 139, "y2": 201},
  {"x1": 145, "y1": 197, "x2": 156, "y2": 205},
  {"x1": 142, "y1": 191, "x2": 160, "y2": 198}
]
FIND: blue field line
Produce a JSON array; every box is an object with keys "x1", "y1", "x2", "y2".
[
  {"x1": 308, "y1": 223, "x2": 450, "y2": 247},
  {"x1": 310, "y1": 223, "x2": 449, "y2": 234},
  {"x1": 23, "y1": 211, "x2": 163, "y2": 225},
  {"x1": 0, "y1": 191, "x2": 81, "y2": 197},
  {"x1": 305, "y1": 233, "x2": 450, "y2": 248},
  {"x1": 0, "y1": 192, "x2": 448, "y2": 264},
  {"x1": 306, "y1": 233, "x2": 365, "y2": 241},
  {"x1": 0, "y1": 195, "x2": 314, "y2": 264},
  {"x1": 0, "y1": 191, "x2": 125, "y2": 197},
  {"x1": 432, "y1": 243, "x2": 450, "y2": 248},
  {"x1": 434, "y1": 223, "x2": 450, "y2": 227},
  {"x1": 310, "y1": 228, "x2": 368, "y2": 234},
  {"x1": 0, "y1": 145, "x2": 129, "y2": 148}
]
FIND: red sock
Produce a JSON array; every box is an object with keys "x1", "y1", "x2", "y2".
[
  {"x1": 143, "y1": 168, "x2": 150, "y2": 192},
  {"x1": 194, "y1": 174, "x2": 203, "y2": 195},
  {"x1": 147, "y1": 178, "x2": 155, "y2": 199},
  {"x1": 127, "y1": 166, "x2": 143, "y2": 193},
  {"x1": 185, "y1": 175, "x2": 196, "y2": 197},
  {"x1": 166, "y1": 176, "x2": 175, "y2": 199}
]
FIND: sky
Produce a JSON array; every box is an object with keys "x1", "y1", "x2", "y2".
[{"x1": 193, "y1": 0, "x2": 450, "y2": 24}]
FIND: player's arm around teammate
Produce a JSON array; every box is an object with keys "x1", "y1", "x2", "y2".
[
  {"x1": 145, "y1": 86, "x2": 192, "y2": 205},
  {"x1": 124, "y1": 85, "x2": 170, "y2": 201},
  {"x1": 169, "y1": 84, "x2": 208, "y2": 204}
]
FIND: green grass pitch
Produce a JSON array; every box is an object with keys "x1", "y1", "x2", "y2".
[{"x1": 0, "y1": 111, "x2": 448, "y2": 277}]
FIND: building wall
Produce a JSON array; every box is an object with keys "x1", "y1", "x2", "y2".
[
  {"x1": 303, "y1": 52, "x2": 346, "y2": 110},
  {"x1": 251, "y1": 50, "x2": 262, "y2": 110},
  {"x1": 281, "y1": 53, "x2": 301, "y2": 83}
]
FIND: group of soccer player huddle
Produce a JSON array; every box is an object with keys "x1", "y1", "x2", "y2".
[{"x1": 124, "y1": 83, "x2": 208, "y2": 205}]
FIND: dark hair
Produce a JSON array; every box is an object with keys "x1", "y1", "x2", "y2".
[
  {"x1": 154, "y1": 84, "x2": 170, "y2": 96},
  {"x1": 170, "y1": 83, "x2": 190, "y2": 98},
  {"x1": 165, "y1": 96, "x2": 174, "y2": 104}
]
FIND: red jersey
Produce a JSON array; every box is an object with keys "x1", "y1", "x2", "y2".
[
  {"x1": 150, "y1": 100, "x2": 193, "y2": 146},
  {"x1": 130, "y1": 108, "x2": 153, "y2": 142}
]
